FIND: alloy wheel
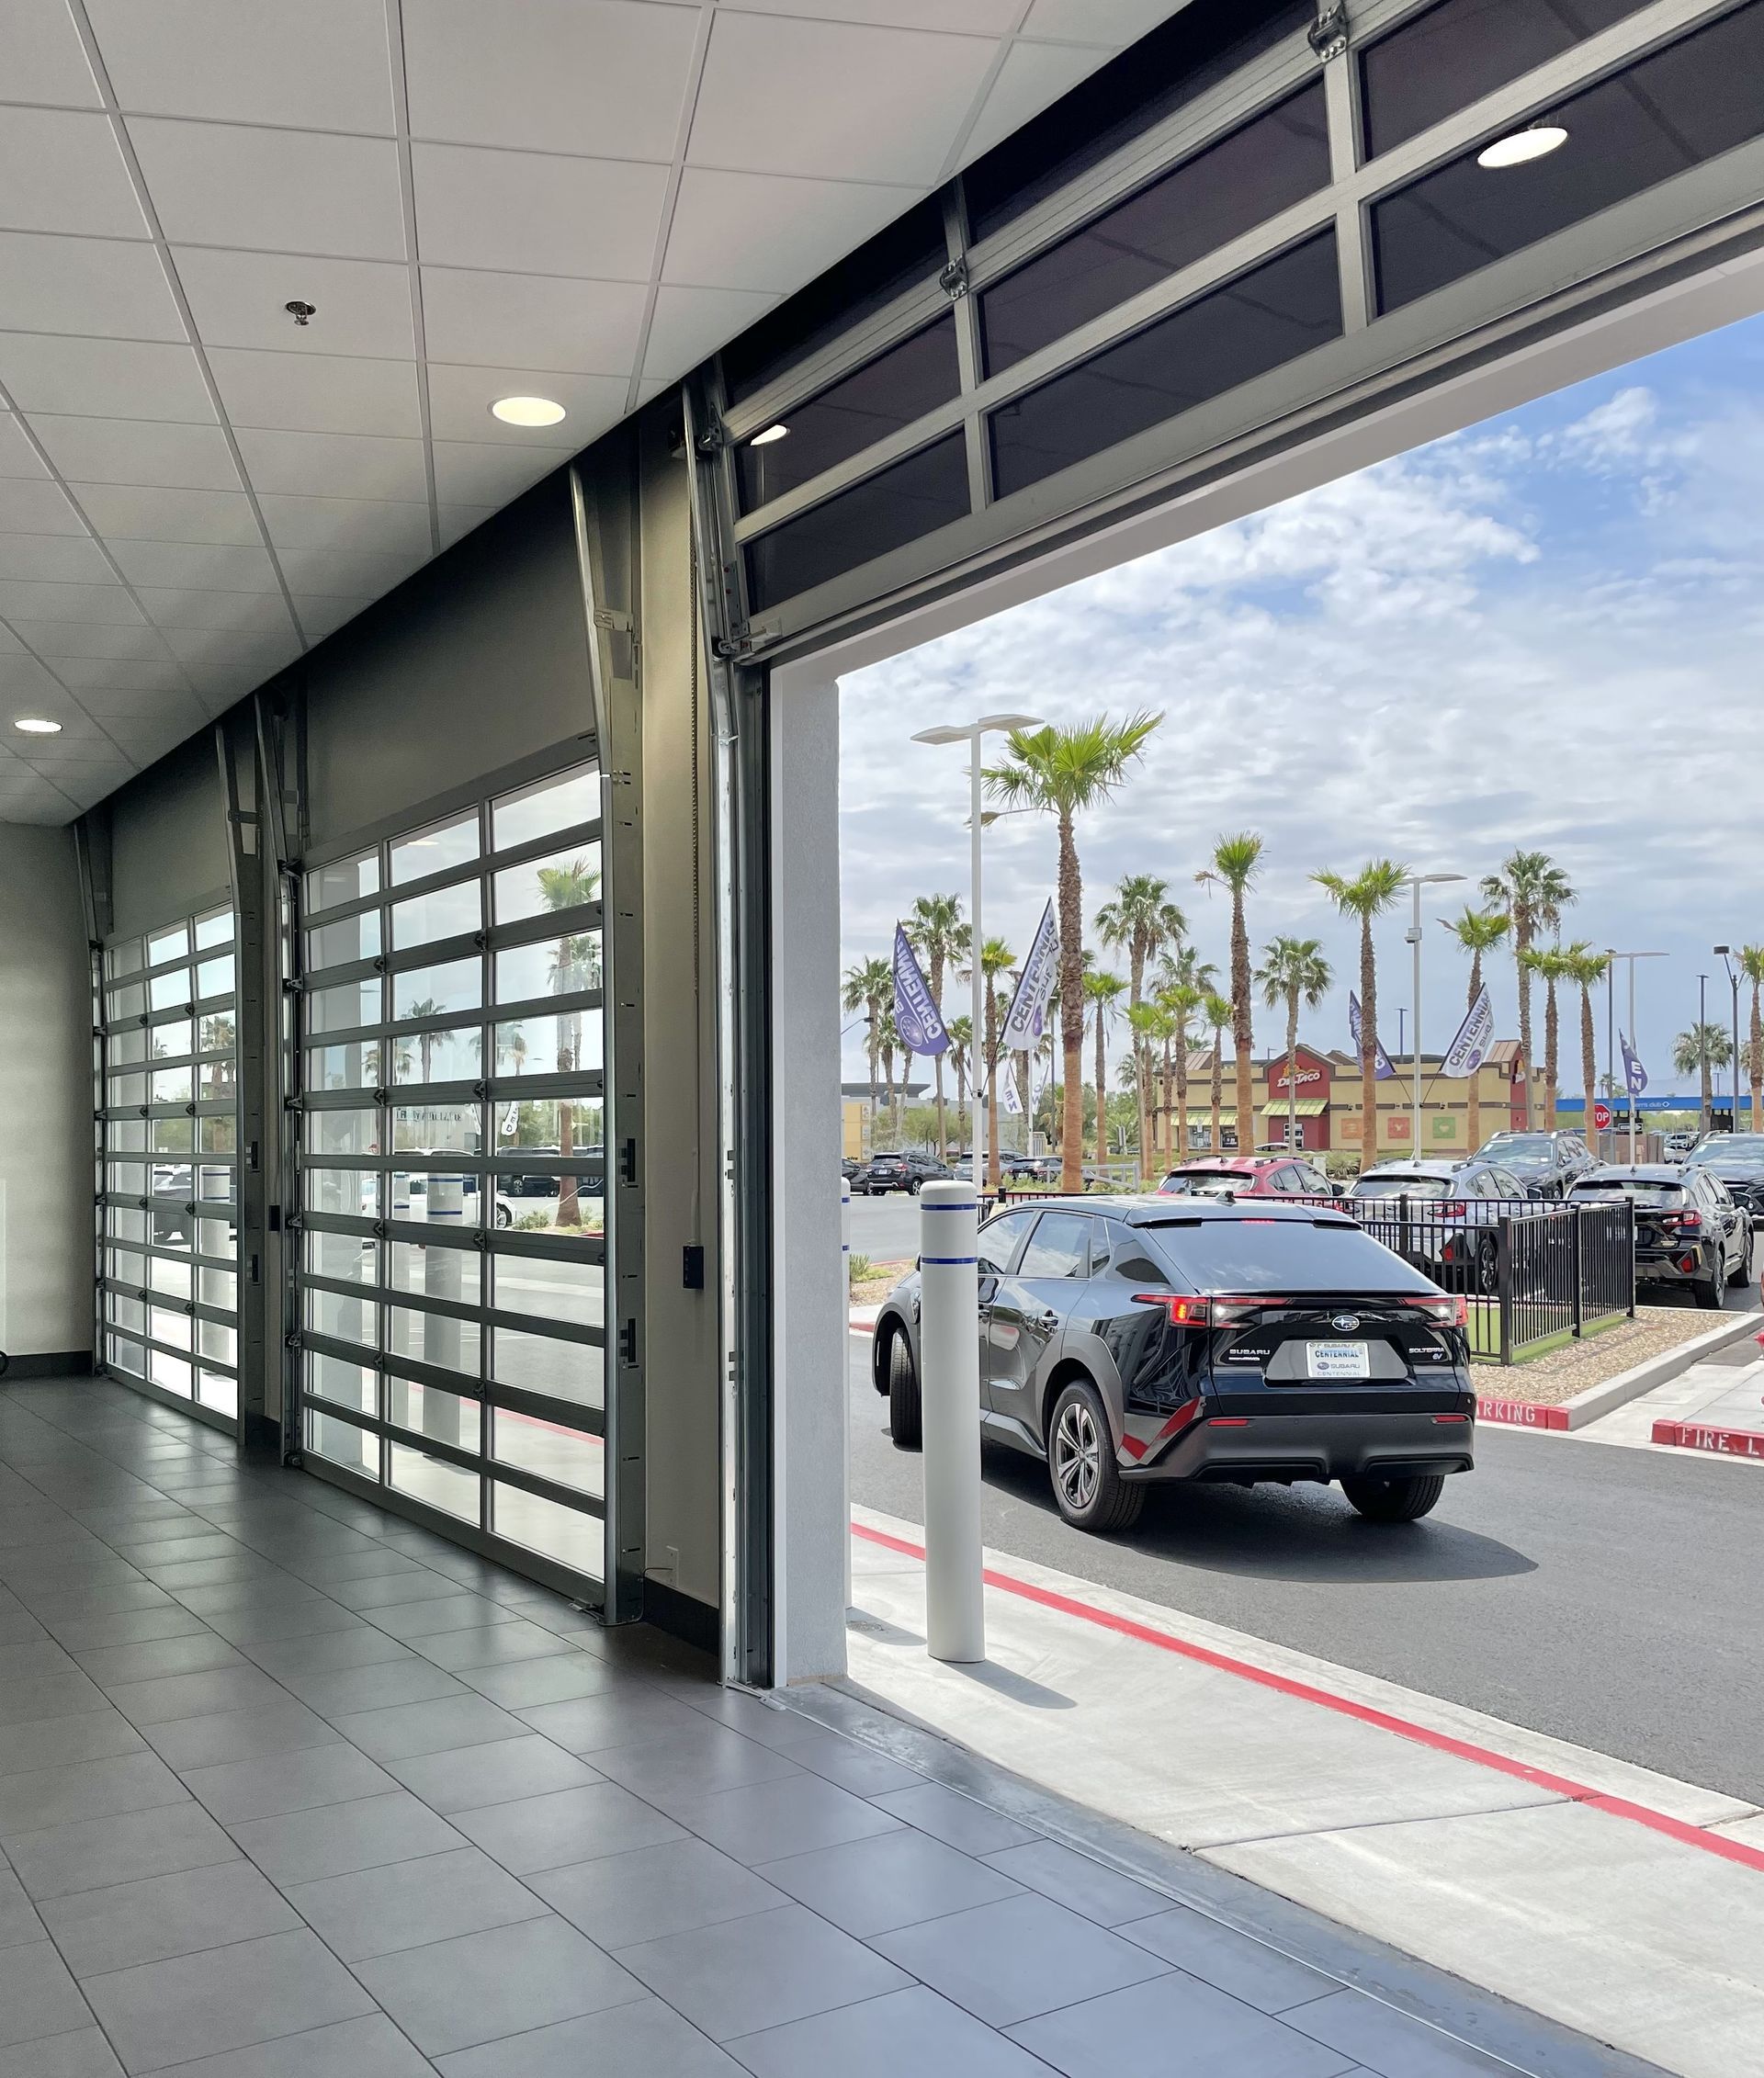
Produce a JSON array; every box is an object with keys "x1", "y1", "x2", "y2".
[{"x1": 1054, "y1": 1399, "x2": 1101, "y2": 1512}]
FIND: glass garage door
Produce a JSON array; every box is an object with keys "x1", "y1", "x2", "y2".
[
  {"x1": 97, "y1": 905, "x2": 242, "y2": 1427},
  {"x1": 292, "y1": 761, "x2": 608, "y2": 1595}
]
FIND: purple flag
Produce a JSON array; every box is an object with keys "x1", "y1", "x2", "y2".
[
  {"x1": 1620, "y1": 1031, "x2": 1647, "y2": 1096},
  {"x1": 1349, "y1": 992, "x2": 1397, "y2": 1080},
  {"x1": 892, "y1": 924, "x2": 949, "y2": 1057}
]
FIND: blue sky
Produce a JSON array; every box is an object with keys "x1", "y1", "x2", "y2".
[{"x1": 839, "y1": 311, "x2": 1764, "y2": 1093}]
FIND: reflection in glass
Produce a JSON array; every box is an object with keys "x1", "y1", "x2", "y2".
[
  {"x1": 494, "y1": 1253, "x2": 603, "y2": 1327},
  {"x1": 311, "y1": 979, "x2": 381, "y2": 1035},
  {"x1": 198, "y1": 1012, "x2": 233, "y2": 1054},
  {"x1": 308, "y1": 1409, "x2": 376, "y2": 1474},
  {"x1": 491, "y1": 1326, "x2": 603, "y2": 1409},
  {"x1": 150, "y1": 1349, "x2": 192, "y2": 1395},
  {"x1": 195, "y1": 909, "x2": 232, "y2": 950},
  {"x1": 494, "y1": 932, "x2": 601, "y2": 1007},
  {"x1": 309, "y1": 1042, "x2": 379, "y2": 1091},
  {"x1": 198, "y1": 1371, "x2": 238, "y2": 1417},
  {"x1": 308, "y1": 1352, "x2": 376, "y2": 1411},
  {"x1": 391, "y1": 1240, "x2": 481, "y2": 1306},
  {"x1": 392, "y1": 1024, "x2": 481, "y2": 1085},
  {"x1": 307, "y1": 1229, "x2": 376, "y2": 1282},
  {"x1": 392, "y1": 1104, "x2": 480, "y2": 1152},
  {"x1": 150, "y1": 969, "x2": 191, "y2": 1011},
  {"x1": 307, "y1": 851, "x2": 379, "y2": 910},
  {"x1": 391, "y1": 813, "x2": 479, "y2": 886},
  {"x1": 153, "y1": 1116, "x2": 195, "y2": 1153},
  {"x1": 196, "y1": 955, "x2": 234, "y2": 999},
  {"x1": 153, "y1": 1021, "x2": 193, "y2": 1060},
  {"x1": 390, "y1": 1301, "x2": 481, "y2": 1378},
  {"x1": 199, "y1": 1058, "x2": 236, "y2": 1099},
  {"x1": 394, "y1": 956, "x2": 481, "y2": 1021},
  {"x1": 305, "y1": 1168, "x2": 379, "y2": 1218},
  {"x1": 390, "y1": 1441, "x2": 478, "y2": 1521},
  {"x1": 309, "y1": 1288, "x2": 374, "y2": 1346},
  {"x1": 307, "y1": 911, "x2": 380, "y2": 970},
  {"x1": 493, "y1": 1013, "x2": 602, "y2": 1079},
  {"x1": 152, "y1": 1067, "x2": 192, "y2": 1104},
  {"x1": 492, "y1": 842, "x2": 602, "y2": 926},
  {"x1": 148, "y1": 924, "x2": 188, "y2": 965},
  {"x1": 390, "y1": 880, "x2": 480, "y2": 951},
  {"x1": 200, "y1": 1115, "x2": 236, "y2": 1154},
  {"x1": 492, "y1": 766, "x2": 598, "y2": 853},
  {"x1": 493, "y1": 1409, "x2": 603, "y2": 1499},
  {"x1": 493, "y1": 1483, "x2": 601, "y2": 1577},
  {"x1": 307, "y1": 1108, "x2": 379, "y2": 1158}
]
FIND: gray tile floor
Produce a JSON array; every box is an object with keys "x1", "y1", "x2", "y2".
[{"x1": 0, "y1": 1377, "x2": 1610, "y2": 2078}]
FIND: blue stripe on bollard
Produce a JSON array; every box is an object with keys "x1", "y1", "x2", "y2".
[{"x1": 922, "y1": 1255, "x2": 978, "y2": 1266}]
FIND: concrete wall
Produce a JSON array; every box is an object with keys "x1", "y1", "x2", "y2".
[{"x1": 0, "y1": 824, "x2": 94, "y2": 1363}]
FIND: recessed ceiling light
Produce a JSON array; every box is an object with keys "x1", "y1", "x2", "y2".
[
  {"x1": 1477, "y1": 124, "x2": 1568, "y2": 169},
  {"x1": 13, "y1": 717, "x2": 62, "y2": 735},
  {"x1": 751, "y1": 424, "x2": 790, "y2": 446},
  {"x1": 491, "y1": 395, "x2": 566, "y2": 427}
]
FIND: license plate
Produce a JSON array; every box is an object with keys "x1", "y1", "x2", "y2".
[{"x1": 1306, "y1": 1340, "x2": 1371, "y2": 1380}]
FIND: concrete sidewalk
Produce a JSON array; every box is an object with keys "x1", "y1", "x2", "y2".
[
  {"x1": 1576, "y1": 1339, "x2": 1764, "y2": 1459},
  {"x1": 842, "y1": 1505, "x2": 1764, "y2": 2078}
]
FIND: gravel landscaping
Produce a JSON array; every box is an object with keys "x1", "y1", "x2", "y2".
[{"x1": 1477, "y1": 1305, "x2": 1746, "y2": 1404}]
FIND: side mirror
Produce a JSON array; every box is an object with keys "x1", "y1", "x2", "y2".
[
  {"x1": 1331, "y1": 1181, "x2": 1346, "y2": 1198},
  {"x1": 978, "y1": 1274, "x2": 999, "y2": 1305}
]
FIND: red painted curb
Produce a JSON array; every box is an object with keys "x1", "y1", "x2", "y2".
[
  {"x1": 1652, "y1": 1418, "x2": 1764, "y2": 1460},
  {"x1": 850, "y1": 1520, "x2": 1764, "y2": 1877},
  {"x1": 848, "y1": 1320, "x2": 876, "y2": 1336},
  {"x1": 1476, "y1": 1396, "x2": 1568, "y2": 1430}
]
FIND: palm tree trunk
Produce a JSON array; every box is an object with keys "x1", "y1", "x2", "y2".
[
  {"x1": 1752, "y1": 982, "x2": 1762, "y2": 1135},
  {"x1": 1515, "y1": 933, "x2": 1533, "y2": 1131},
  {"x1": 1701, "y1": 1048, "x2": 1713, "y2": 1134},
  {"x1": 1057, "y1": 813, "x2": 1084, "y2": 1191},
  {"x1": 1284, "y1": 996, "x2": 1300, "y2": 1150},
  {"x1": 1231, "y1": 891, "x2": 1253, "y2": 1165},
  {"x1": 1580, "y1": 987, "x2": 1598, "y2": 1156},
  {"x1": 1360, "y1": 919, "x2": 1377, "y2": 1174},
  {"x1": 1209, "y1": 1038, "x2": 1222, "y2": 1155},
  {"x1": 1544, "y1": 982, "x2": 1559, "y2": 1130},
  {"x1": 1094, "y1": 1013, "x2": 1108, "y2": 1169},
  {"x1": 1174, "y1": 1036, "x2": 1189, "y2": 1162}
]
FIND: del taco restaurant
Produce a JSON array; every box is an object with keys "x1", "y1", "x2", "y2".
[{"x1": 1260, "y1": 1045, "x2": 1529, "y2": 1155}]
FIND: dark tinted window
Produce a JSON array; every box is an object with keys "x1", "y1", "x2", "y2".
[
  {"x1": 735, "y1": 316, "x2": 961, "y2": 512},
  {"x1": 1361, "y1": 0, "x2": 1654, "y2": 158},
  {"x1": 979, "y1": 83, "x2": 1329, "y2": 377},
  {"x1": 1019, "y1": 1211, "x2": 1095, "y2": 1279},
  {"x1": 1351, "y1": 1173, "x2": 1453, "y2": 1200},
  {"x1": 1571, "y1": 1179, "x2": 1684, "y2": 1205},
  {"x1": 1372, "y1": 2, "x2": 1764, "y2": 315},
  {"x1": 744, "y1": 432, "x2": 969, "y2": 610},
  {"x1": 989, "y1": 232, "x2": 1340, "y2": 500},
  {"x1": 719, "y1": 197, "x2": 948, "y2": 405},
  {"x1": 964, "y1": 0, "x2": 1311, "y2": 242},
  {"x1": 1155, "y1": 1216, "x2": 1437, "y2": 1292},
  {"x1": 1104, "y1": 1219, "x2": 1168, "y2": 1283},
  {"x1": 978, "y1": 1208, "x2": 1037, "y2": 1274}
]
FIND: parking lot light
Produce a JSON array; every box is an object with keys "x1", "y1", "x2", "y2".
[{"x1": 1403, "y1": 874, "x2": 1464, "y2": 1158}]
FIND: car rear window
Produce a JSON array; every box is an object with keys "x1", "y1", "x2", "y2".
[
  {"x1": 1351, "y1": 1176, "x2": 1451, "y2": 1200},
  {"x1": 1572, "y1": 1180, "x2": 1684, "y2": 1206},
  {"x1": 1149, "y1": 1217, "x2": 1436, "y2": 1292},
  {"x1": 1160, "y1": 1169, "x2": 1248, "y2": 1196}
]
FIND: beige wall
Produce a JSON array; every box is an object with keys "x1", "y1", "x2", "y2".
[{"x1": 0, "y1": 824, "x2": 94, "y2": 1362}]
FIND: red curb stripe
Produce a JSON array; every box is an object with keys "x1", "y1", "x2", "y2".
[
  {"x1": 1476, "y1": 1396, "x2": 1569, "y2": 1430},
  {"x1": 1652, "y1": 1418, "x2": 1764, "y2": 1460},
  {"x1": 850, "y1": 1520, "x2": 1764, "y2": 1875},
  {"x1": 848, "y1": 1321, "x2": 876, "y2": 1336}
]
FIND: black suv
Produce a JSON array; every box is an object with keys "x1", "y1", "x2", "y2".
[
  {"x1": 1472, "y1": 1130, "x2": 1594, "y2": 1200},
  {"x1": 1683, "y1": 1132, "x2": 1764, "y2": 1220},
  {"x1": 1568, "y1": 1164, "x2": 1752, "y2": 1307},
  {"x1": 873, "y1": 1196, "x2": 1473, "y2": 1532},
  {"x1": 854, "y1": 1150, "x2": 950, "y2": 1196}
]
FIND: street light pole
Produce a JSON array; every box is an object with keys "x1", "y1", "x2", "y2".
[
  {"x1": 1404, "y1": 873, "x2": 1464, "y2": 1158},
  {"x1": 1715, "y1": 946, "x2": 1741, "y2": 1133},
  {"x1": 1699, "y1": 972, "x2": 1710, "y2": 1135},
  {"x1": 912, "y1": 714, "x2": 1044, "y2": 1196},
  {"x1": 1607, "y1": 951, "x2": 1668, "y2": 1162}
]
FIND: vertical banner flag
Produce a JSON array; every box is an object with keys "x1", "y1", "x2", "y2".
[
  {"x1": 1001, "y1": 900, "x2": 1059, "y2": 1053},
  {"x1": 1440, "y1": 985, "x2": 1494, "y2": 1078},
  {"x1": 1349, "y1": 993, "x2": 1398, "y2": 1080},
  {"x1": 1000, "y1": 1073, "x2": 1023, "y2": 1115},
  {"x1": 1620, "y1": 1031, "x2": 1648, "y2": 1097},
  {"x1": 891, "y1": 924, "x2": 948, "y2": 1056}
]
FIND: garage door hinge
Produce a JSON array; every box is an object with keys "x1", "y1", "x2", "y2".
[
  {"x1": 593, "y1": 608, "x2": 634, "y2": 635},
  {"x1": 1308, "y1": 2, "x2": 1349, "y2": 61},
  {"x1": 939, "y1": 255, "x2": 969, "y2": 300},
  {"x1": 711, "y1": 622, "x2": 780, "y2": 662},
  {"x1": 618, "y1": 1320, "x2": 638, "y2": 1366}
]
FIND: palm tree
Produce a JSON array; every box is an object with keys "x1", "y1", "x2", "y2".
[
  {"x1": 1098, "y1": 876, "x2": 1185, "y2": 1179},
  {"x1": 1082, "y1": 971, "x2": 1126, "y2": 1167},
  {"x1": 973, "y1": 935, "x2": 1016, "y2": 1191},
  {"x1": 1256, "y1": 936, "x2": 1331, "y2": 1151},
  {"x1": 537, "y1": 857, "x2": 600, "y2": 1225},
  {"x1": 1440, "y1": 907, "x2": 1510, "y2": 1158},
  {"x1": 1197, "y1": 834, "x2": 1263, "y2": 1175},
  {"x1": 875, "y1": 1000, "x2": 901, "y2": 1141},
  {"x1": 1519, "y1": 946, "x2": 1569, "y2": 1130},
  {"x1": 1674, "y1": 1023, "x2": 1734, "y2": 1135},
  {"x1": 984, "y1": 713, "x2": 1161, "y2": 1190},
  {"x1": 841, "y1": 955, "x2": 890, "y2": 1119},
  {"x1": 1125, "y1": 999, "x2": 1165, "y2": 1179},
  {"x1": 1740, "y1": 947, "x2": 1764, "y2": 1135},
  {"x1": 1314, "y1": 860, "x2": 1408, "y2": 1172},
  {"x1": 946, "y1": 1014, "x2": 972, "y2": 1121},
  {"x1": 401, "y1": 997, "x2": 442, "y2": 1084},
  {"x1": 1203, "y1": 992, "x2": 1233, "y2": 1153},
  {"x1": 1155, "y1": 943, "x2": 1216, "y2": 1164},
  {"x1": 1558, "y1": 944, "x2": 1610, "y2": 1155},
  {"x1": 906, "y1": 893, "x2": 966, "y2": 1159},
  {"x1": 1480, "y1": 851, "x2": 1575, "y2": 1128}
]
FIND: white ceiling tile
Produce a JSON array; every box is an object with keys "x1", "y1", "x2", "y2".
[
  {"x1": 84, "y1": 0, "x2": 395, "y2": 130},
  {"x1": 0, "y1": 620, "x2": 21, "y2": 654},
  {"x1": 420, "y1": 267, "x2": 649, "y2": 378},
  {"x1": 164, "y1": 623, "x2": 300, "y2": 671},
  {"x1": 635, "y1": 378, "x2": 671, "y2": 405},
  {"x1": 29, "y1": 413, "x2": 242, "y2": 491},
  {"x1": 173, "y1": 248, "x2": 416, "y2": 358},
  {"x1": 7, "y1": 617, "x2": 170, "y2": 659},
  {"x1": 257, "y1": 494, "x2": 432, "y2": 556},
  {"x1": 0, "y1": 577, "x2": 139, "y2": 622},
  {"x1": 42, "y1": 655, "x2": 191, "y2": 695},
  {"x1": 127, "y1": 119, "x2": 406, "y2": 263},
  {"x1": 411, "y1": 144, "x2": 669, "y2": 281},
  {"x1": 77, "y1": 482, "x2": 258, "y2": 544},
  {"x1": 291, "y1": 593, "x2": 370, "y2": 640},
  {"x1": 733, "y1": 0, "x2": 1023, "y2": 24},
  {"x1": 0, "y1": 414, "x2": 49, "y2": 479},
  {"x1": 3, "y1": 0, "x2": 104, "y2": 106},
  {"x1": 0, "y1": 533, "x2": 113, "y2": 582},
  {"x1": 402, "y1": 0, "x2": 698, "y2": 160},
  {"x1": 435, "y1": 504, "x2": 492, "y2": 549},
  {"x1": 0, "y1": 334, "x2": 215, "y2": 423},
  {"x1": 234, "y1": 425, "x2": 427, "y2": 501},
  {"x1": 641, "y1": 283, "x2": 779, "y2": 385},
  {"x1": 957, "y1": 38, "x2": 1114, "y2": 164},
  {"x1": 0, "y1": 476, "x2": 85, "y2": 534},
  {"x1": 662, "y1": 167, "x2": 919, "y2": 293},
  {"x1": 0, "y1": 108, "x2": 149, "y2": 239},
  {"x1": 1019, "y1": 0, "x2": 1172, "y2": 42},
  {"x1": 430, "y1": 440, "x2": 573, "y2": 507},
  {"x1": 0, "y1": 651, "x2": 61, "y2": 694},
  {"x1": 0, "y1": 231, "x2": 185, "y2": 340},
  {"x1": 208, "y1": 348, "x2": 422, "y2": 438},
  {"x1": 424, "y1": 364, "x2": 626, "y2": 446},
  {"x1": 138, "y1": 586, "x2": 294, "y2": 633},
  {"x1": 276, "y1": 545, "x2": 423, "y2": 594},
  {"x1": 107, "y1": 539, "x2": 279, "y2": 592},
  {"x1": 688, "y1": 14, "x2": 1000, "y2": 184}
]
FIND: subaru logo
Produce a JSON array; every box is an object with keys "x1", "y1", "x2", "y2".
[{"x1": 1330, "y1": 1314, "x2": 1360, "y2": 1333}]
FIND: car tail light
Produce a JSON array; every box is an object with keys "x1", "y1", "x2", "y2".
[
  {"x1": 1405, "y1": 1293, "x2": 1468, "y2": 1328},
  {"x1": 1679, "y1": 1254, "x2": 1698, "y2": 1273},
  {"x1": 1440, "y1": 1202, "x2": 1465, "y2": 1216},
  {"x1": 1674, "y1": 1209, "x2": 1702, "y2": 1230},
  {"x1": 1134, "y1": 1293, "x2": 1211, "y2": 1327},
  {"x1": 1433, "y1": 1413, "x2": 1470, "y2": 1424}
]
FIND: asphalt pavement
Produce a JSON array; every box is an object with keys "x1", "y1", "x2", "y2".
[{"x1": 847, "y1": 1328, "x2": 1764, "y2": 1804}]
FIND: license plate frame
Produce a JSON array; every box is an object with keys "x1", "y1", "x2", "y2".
[{"x1": 1306, "y1": 1339, "x2": 1372, "y2": 1380}]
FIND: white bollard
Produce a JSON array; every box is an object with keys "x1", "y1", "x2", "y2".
[
  {"x1": 842, "y1": 1178, "x2": 854, "y2": 1611},
  {"x1": 918, "y1": 1180, "x2": 985, "y2": 1664}
]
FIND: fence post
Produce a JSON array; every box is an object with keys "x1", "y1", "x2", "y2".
[
  {"x1": 1497, "y1": 1214, "x2": 1512, "y2": 1366},
  {"x1": 1627, "y1": 1201, "x2": 1637, "y2": 1317},
  {"x1": 1569, "y1": 1204, "x2": 1583, "y2": 1339}
]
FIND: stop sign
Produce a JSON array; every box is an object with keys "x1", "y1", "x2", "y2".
[{"x1": 1593, "y1": 1101, "x2": 1612, "y2": 1130}]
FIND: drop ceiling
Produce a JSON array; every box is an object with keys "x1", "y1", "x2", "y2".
[{"x1": 0, "y1": 0, "x2": 1177, "y2": 826}]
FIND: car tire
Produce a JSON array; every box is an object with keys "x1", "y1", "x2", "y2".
[
  {"x1": 1047, "y1": 1379, "x2": 1143, "y2": 1534},
  {"x1": 887, "y1": 1333, "x2": 922, "y2": 1451},
  {"x1": 1694, "y1": 1266, "x2": 1723, "y2": 1309},
  {"x1": 1726, "y1": 1228, "x2": 1752, "y2": 1289},
  {"x1": 1341, "y1": 1473, "x2": 1445, "y2": 1522},
  {"x1": 907, "y1": 1178, "x2": 922, "y2": 1196},
  {"x1": 494, "y1": 1203, "x2": 512, "y2": 1229},
  {"x1": 1474, "y1": 1236, "x2": 1498, "y2": 1298}
]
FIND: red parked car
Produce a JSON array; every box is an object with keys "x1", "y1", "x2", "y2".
[{"x1": 1157, "y1": 1154, "x2": 1339, "y2": 1199}]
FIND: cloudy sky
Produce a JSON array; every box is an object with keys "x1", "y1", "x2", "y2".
[{"x1": 839, "y1": 311, "x2": 1764, "y2": 1093}]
